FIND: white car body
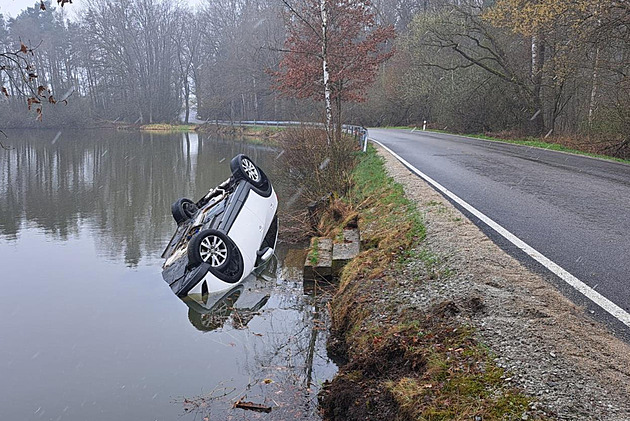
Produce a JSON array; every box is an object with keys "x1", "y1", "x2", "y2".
[{"x1": 161, "y1": 154, "x2": 278, "y2": 297}]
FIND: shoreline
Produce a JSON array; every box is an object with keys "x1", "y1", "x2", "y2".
[{"x1": 318, "y1": 143, "x2": 630, "y2": 420}]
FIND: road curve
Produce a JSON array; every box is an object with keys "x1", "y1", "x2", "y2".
[{"x1": 369, "y1": 128, "x2": 630, "y2": 331}]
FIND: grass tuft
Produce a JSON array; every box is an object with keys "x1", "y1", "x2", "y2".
[
  {"x1": 338, "y1": 145, "x2": 426, "y2": 285},
  {"x1": 307, "y1": 237, "x2": 320, "y2": 266}
]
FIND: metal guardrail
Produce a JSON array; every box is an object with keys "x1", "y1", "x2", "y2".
[
  {"x1": 341, "y1": 124, "x2": 368, "y2": 152},
  {"x1": 204, "y1": 119, "x2": 369, "y2": 151}
]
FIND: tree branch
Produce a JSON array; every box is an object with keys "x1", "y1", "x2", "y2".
[{"x1": 280, "y1": 0, "x2": 322, "y2": 41}]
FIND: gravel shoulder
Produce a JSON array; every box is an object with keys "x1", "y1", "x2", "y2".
[{"x1": 375, "y1": 143, "x2": 630, "y2": 420}]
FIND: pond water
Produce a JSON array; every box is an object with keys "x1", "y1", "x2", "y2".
[{"x1": 0, "y1": 130, "x2": 336, "y2": 420}]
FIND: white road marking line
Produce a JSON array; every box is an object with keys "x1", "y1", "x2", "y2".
[{"x1": 371, "y1": 138, "x2": 630, "y2": 329}]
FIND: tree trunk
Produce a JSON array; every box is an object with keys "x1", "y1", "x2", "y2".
[
  {"x1": 320, "y1": 0, "x2": 332, "y2": 144},
  {"x1": 241, "y1": 93, "x2": 246, "y2": 121},
  {"x1": 184, "y1": 75, "x2": 190, "y2": 124},
  {"x1": 588, "y1": 46, "x2": 600, "y2": 129},
  {"x1": 253, "y1": 76, "x2": 259, "y2": 121},
  {"x1": 335, "y1": 91, "x2": 342, "y2": 142},
  {"x1": 192, "y1": 65, "x2": 203, "y2": 118},
  {"x1": 530, "y1": 34, "x2": 545, "y2": 135}
]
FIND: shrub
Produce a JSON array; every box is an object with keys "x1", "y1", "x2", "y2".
[{"x1": 277, "y1": 127, "x2": 359, "y2": 203}]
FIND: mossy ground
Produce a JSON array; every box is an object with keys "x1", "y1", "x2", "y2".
[
  {"x1": 307, "y1": 237, "x2": 320, "y2": 266},
  {"x1": 319, "y1": 145, "x2": 542, "y2": 421}
]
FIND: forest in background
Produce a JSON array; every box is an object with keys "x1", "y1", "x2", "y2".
[{"x1": 0, "y1": 0, "x2": 628, "y2": 157}]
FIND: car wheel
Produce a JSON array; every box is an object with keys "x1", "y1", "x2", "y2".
[
  {"x1": 188, "y1": 229, "x2": 231, "y2": 269},
  {"x1": 230, "y1": 154, "x2": 266, "y2": 188},
  {"x1": 172, "y1": 198, "x2": 198, "y2": 224}
]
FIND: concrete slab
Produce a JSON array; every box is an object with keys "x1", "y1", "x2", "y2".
[
  {"x1": 304, "y1": 237, "x2": 333, "y2": 281},
  {"x1": 332, "y1": 229, "x2": 361, "y2": 276}
]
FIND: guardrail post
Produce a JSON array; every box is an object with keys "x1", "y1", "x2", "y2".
[{"x1": 362, "y1": 129, "x2": 368, "y2": 152}]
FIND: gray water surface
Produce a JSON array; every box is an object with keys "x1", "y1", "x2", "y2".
[{"x1": 0, "y1": 130, "x2": 335, "y2": 420}]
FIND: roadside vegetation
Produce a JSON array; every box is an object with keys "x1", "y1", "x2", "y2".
[
  {"x1": 389, "y1": 127, "x2": 630, "y2": 165},
  {"x1": 468, "y1": 133, "x2": 630, "y2": 165},
  {"x1": 272, "y1": 126, "x2": 358, "y2": 242},
  {"x1": 277, "y1": 127, "x2": 359, "y2": 202},
  {"x1": 315, "y1": 145, "x2": 541, "y2": 420},
  {"x1": 197, "y1": 124, "x2": 282, "y2": 140}
]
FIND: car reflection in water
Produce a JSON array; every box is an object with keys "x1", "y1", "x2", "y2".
[{"x1": 181, "y1": 256, "x2": 277, "y2": 332}]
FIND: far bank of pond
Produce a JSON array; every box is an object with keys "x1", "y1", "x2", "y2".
[{"x1": 136, "y1": 122, "x2": 282, "y2": 141}]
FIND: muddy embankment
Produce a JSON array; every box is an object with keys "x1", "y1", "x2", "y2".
[{"x1": 318, "y1": 144, "x2": 630, "y2": 421}]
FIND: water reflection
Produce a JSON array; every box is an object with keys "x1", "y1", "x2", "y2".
[
  {"x1": 183, "y1": 259, "x2": 277, "y2": 332},
  {"x1": 0, "y1": 130, "x2": 335, "y2": 421},
  {"x1": 0, "y1": 130, "x2": 277, "y2": 266},
  {"x1": 173, "y1": 250, "x2": 336, "y2": 420}
]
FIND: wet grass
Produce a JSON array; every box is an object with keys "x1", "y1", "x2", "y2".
[
  {"x1": 242, "y1": 125, "x2": 284, "y2": 134},
  {"x1": 382, "y1": 125, "x2": 416, "y2": 130},
  {"x1": 337, "y1": 145, "x2": 426, "y2": 284},
  {"x1": 308, "y1": 237, "x2": 320, "y2": 266},
  {"x1": 321, "y1": 145, "x2": 542, "y2": 421},
  {"x1": 465, "y1": 133, "x2": 630, "y2": 164},
  {"x1": 325, "y1": 300, "x2": 539, "y2": 420},
  {"x1": 384, "y1": 318, "x2": 532, "y2": 421}
]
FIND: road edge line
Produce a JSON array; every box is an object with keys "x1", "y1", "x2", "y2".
[{"x1": 370, "y1": 138, "x2": 630, "y2": 329}]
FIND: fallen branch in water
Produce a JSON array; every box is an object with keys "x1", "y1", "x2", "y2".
[{"x1": 233, "y1": 397, "x2": 272, "y2": 413}]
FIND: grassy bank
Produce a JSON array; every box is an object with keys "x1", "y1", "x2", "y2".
[
  {"x1": 384, "y1": 126, "x2": 630, "y2": 164},
  {"x1": 461, "y1": 133, "x2": 630, "y2": 164},
  {"x1": 196, "y1": 124, "x2": 282, "y2": 141},
  {"x1": 319, "y1": 145, "x2": 540, "y2": 420}
]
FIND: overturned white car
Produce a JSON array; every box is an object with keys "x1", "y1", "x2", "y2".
[{"x1": 161, "y1": 154, "x2": 278, "y2": 297}]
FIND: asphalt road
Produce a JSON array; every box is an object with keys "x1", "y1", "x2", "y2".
[{"x1": 369, "y1": 128, "x2": 630, "y2": 331}]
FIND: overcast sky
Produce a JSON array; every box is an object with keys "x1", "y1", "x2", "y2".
[
  {"x1": 0, "y1": 0, "x2": 70, "y2": 18},
  {"x1": 0, "y1": 0, "x2": 33, "y2": 18},
  {"x1": 0, "y1": 0, "x2": 204, "y2": 19}
]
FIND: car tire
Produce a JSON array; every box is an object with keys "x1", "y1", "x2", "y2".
[
  {"x1": 172, "y1": 198, "x2": 198, "y2": 224},
  {"x1": 188, "y1": 230, "x2": 244, "y2": 283},
  {"x1": 188, "y1": 229, "x2": 231, "y2": 269},
  {"x1": 230, "y1": 154, "x2": 266, "y2": 188}
]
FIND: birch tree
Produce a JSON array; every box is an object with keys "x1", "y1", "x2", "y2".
[{"x1": 273, "y1": 0, "x2": 395, "y2": 141}]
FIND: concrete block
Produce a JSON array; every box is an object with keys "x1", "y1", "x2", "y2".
[
  {"x1": 332, "y1": 229, "x2": 360, "y2": 276},
  {"x1": 303, "y1": 237, "x2": 333, "y2": 281}
]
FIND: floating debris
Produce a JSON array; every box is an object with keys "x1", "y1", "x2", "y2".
[{"x1": 233, "y1": 397, "x2": 272, "y2": 413}]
